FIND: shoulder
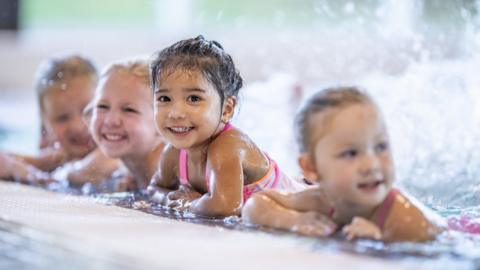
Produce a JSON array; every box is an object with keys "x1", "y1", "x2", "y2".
[
  {"x1": 384, "y1": 189, "x2": 445, "y2": 241},
  {"x1": 208, "y1": 126, "x2": 250, "y2": 161}
]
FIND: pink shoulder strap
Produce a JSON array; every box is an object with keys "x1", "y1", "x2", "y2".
[
  {"x1": 376, "y1": 188, "x2": 399, "y2": 230},
  {"x1": 222, "y1": 122, "x2": 233, "y2": 132},
  {"x1": 178, "y1": 149, "x2": 189, "y2": 185}
]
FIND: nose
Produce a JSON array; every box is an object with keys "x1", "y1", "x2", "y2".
[
  {"x1": 168, "y1": 101, "x2": 186, "y2": 120},
  {"x1": 359, "y1": 152, "x2": 382, "y2": 177},
  {"x1": 104, "y1": 110, "x2": 122, "y2": 127}
]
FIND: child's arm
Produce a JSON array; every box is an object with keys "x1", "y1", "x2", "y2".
[
  {"x1": 147, "y1": 145, "x2": 180, "y2": 204},
  {"x1": 1, "y1": 152, "x2": 53, "y2": 185},
  {"x1": 66, "y1": 149, "x2": 120, "y2": 186},
  {"x1": 382, "y1": 193, "x2": 446, "y2": 242},
  {"x1": 242, "y1": 191, "x2": 336, "y2": 236},
  {"x1": 12, "y1": 146, "x2": 68, "y2": 172},
  {"x1": 188, "y1": 141, "x2": 244, "y2": 216}
]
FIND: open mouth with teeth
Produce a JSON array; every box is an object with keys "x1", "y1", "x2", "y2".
[
  {"x1": 167, "y1": 126, "x2": 194, "y2": 136},
  {"x1": 357, "y1": 180, "x2": 385, "y2": 191},
  {"x1": 102, "y1": 133, "x2": 127, "y2": 142}
]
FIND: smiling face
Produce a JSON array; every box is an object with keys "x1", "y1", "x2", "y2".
[
  {"x1": 301, "y1": 103, "x2": 395, "y2": 210},
  {"x1": 153, "y1": 68, "x2": 234, "y2": 150},
  {"x1": 41, "y1": 76, "x2": 96, "y2": 159},
  {"x1": 91, "y1": 70, "x2": 159, "y2": 159}
]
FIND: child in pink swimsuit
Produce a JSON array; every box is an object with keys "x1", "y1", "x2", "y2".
[
  {"x1": 148, "y1": 36, "x2": 303, "y2": 217},
  {"x1": 242, "y1": 87, "x2": 446, "y2": 242}
]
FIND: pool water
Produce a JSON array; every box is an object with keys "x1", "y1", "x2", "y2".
[{"x1": 1, "y1": 1, "x2": 480, "y2": 267}]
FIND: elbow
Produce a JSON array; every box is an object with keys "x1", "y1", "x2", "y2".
[
  {"x1": 191, "y1": 195, "x2": 242, "y2": 217},
  {"x1": 241, "y1": 193, "x2": 271, "y2": 225}
]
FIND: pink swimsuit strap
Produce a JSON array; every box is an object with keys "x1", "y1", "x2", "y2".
[
  {"x1": 375, "y1": 188, "x2": 399, "y2": 230},
  {"x1": 178, "y1": 122, "x2": 233, "y2": 186}
]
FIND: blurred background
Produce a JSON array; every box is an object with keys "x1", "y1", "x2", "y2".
[{"x1": 0, "y1": 0, "x2": 479, "y2": 208}]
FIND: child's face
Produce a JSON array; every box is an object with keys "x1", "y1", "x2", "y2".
[
  {"x1": 41, "y1": 76, "x2": 96, "y2": 158},
  {"x1": 91, "y1": 71, "x2": 159, "y2": 159},
  {"x1": 154, "y1": 69, "x2": 232, "y2": 150},
  {"x1": 303, "y1": 103, "x2": 394, "y2": 209}
]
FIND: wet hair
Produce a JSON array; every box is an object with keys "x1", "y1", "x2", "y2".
[
  {"x1": 34, "y1": 54, "x2": 98, "y2": 112},
  {"x1": 101, "y1": 58, "x2": 150, "y2": 86},
  {"x1": 150, "y1": 35, "x2": 243, "y2": 106},
  {"x1": 294, "y1": 86, "x2": 375, "y2": 153}
]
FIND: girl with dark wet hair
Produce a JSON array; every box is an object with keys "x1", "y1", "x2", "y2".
[{"x1": 148, "y1": 36, "x2": 304, "y2": 217}]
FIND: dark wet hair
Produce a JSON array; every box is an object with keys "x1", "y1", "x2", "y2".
[
  {"x1": 150, "y1": 35, "x2": 243, "y2": 105},
  {"x1": 294, "y1": 86, "x2": 375, "y2": 153},
  {"x1": 34, "y1": 54, "x2": 98, "y2": 111}
]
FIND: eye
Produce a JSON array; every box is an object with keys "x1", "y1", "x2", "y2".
[
  {"x1": 124, "y1": 107, "x2": 138, "y2": 113},
  {"x1": 54, "y1": 114, "x2": 70, "y2": 123},
  {"x1": 156, "y1": 96, "x2": 170, "y2": 103},
  {"x1": 375, "y1": 141, "x2": 388, "y2": 153},
  {"x1": 187, "y1": 95, "x2": 202, "y2": 103},
  {"x1": 339, "y1": 148, "x2": 358, "y2": 159},
  {"x1": 96, "y1": 104, "x2": 109, "y2": 110}
]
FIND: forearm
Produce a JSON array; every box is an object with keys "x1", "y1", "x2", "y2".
[
  {"x1": 13, "y1": 152, "x2": 65, "y2": 172},
  {"x1": 242, "y1": 193, "x2": 302, "y2": 230},
  {"x1": 67, "y1": 159, "x2": 120, "y2": 186},
  {"x1": 190, "y1": 194, "x2": 242, "y2": 217}
]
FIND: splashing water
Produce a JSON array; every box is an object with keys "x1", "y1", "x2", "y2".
[{"x1": 1, "y1": 0, "x2": 480, "y2": 268}]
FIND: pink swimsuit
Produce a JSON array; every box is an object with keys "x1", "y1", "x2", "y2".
[
  {"x1": 328, "y1": 188, "x2": 399, "y2": 230},
  {"x1": 374, "y1": 188, "x2": 399, "y2": 230},
  {"x1": 178, "y1": 123, "x2": 303, "y2": 202}
]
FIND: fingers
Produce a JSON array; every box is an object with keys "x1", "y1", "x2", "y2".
[{"x1": 342, "y1": 217, "x2": 382, "y2": 241}]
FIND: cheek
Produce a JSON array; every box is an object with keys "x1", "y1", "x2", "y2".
[
  {"x1": 203, "y1": 103, "x2": 222, "y2": 121},
  {"x1": 91, "y1": 113, "x2": 104, "y2": 134},
  {"x1": 154, "y1": 108, "x2": 170, "y2": 130},
  {"x1": 50, "y1": 124, "x2": 68, "y2": 141}
]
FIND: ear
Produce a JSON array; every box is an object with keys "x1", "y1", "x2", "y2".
[
  {"x1": 221, "y1": 96, "x2": 236, "y2": 123},
  {"x1": 298, "y1": 153, "x2": 320, "y2": 183}
]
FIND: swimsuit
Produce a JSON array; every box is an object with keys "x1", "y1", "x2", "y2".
[
  {"x1": 328, "y1": 188, "x2": 399, "y2": 230},
  {"x1": 178, "y1": 123, "x2": 303, "y2": 202},
  {"x1": 374, "y1": 188, "x2": 399, "y2": 230}
]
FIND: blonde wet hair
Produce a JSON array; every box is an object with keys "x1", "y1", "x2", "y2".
[
  {"x1": 34, "y1": 54, "x2": 98, "y2": 112},
  {"x1": 294, "y1": 86, "x2": 375, "y2": 153},
  {"x1": 101, "y1": 58, "x2": 150, "y2": 87}
]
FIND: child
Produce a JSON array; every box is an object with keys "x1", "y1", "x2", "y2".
[
  {"x1": 64, "y1": 102, "x2": 122, "y2": 188},
  {"x1": 14, "y1": 54, "x2": 98, "y2": 171},
  {"x1": 90, "y1": 58, "x2": 164, "y2": 190},
  {"x1": 242, "y1": 87, "x2": 445, "y2": 242},
  {"x1": 147, "y1": 36, "x2": 303, "y2": 217},
  {"x1": 1, "y1": 55, "x2": 119, "y2": 187}
]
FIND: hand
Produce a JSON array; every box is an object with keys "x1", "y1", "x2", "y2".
[
  {"x1": 165, "y1": 185, "x2": 201, "y2": 211},
  {"x1": 342, "y1": 217, "x2": 382, "y2": 241},
  {"x1": 291, "y1": 211, "x2": 337, "y2": 237}
]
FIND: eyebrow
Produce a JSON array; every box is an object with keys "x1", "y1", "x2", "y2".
[{"x1": 155, "y1": 88, "x2": 207, "y2": 94}]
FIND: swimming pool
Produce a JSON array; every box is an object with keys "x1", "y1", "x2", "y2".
[
  {"x1": 1, "y1": 74, "x2": 480, "y2": 269},
  {"x1": 1, "y1": 181, "x2": 479, "y2": 270},
  {"x1": 1, "y1": 1, "x2": 480, "y2": 267}
]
